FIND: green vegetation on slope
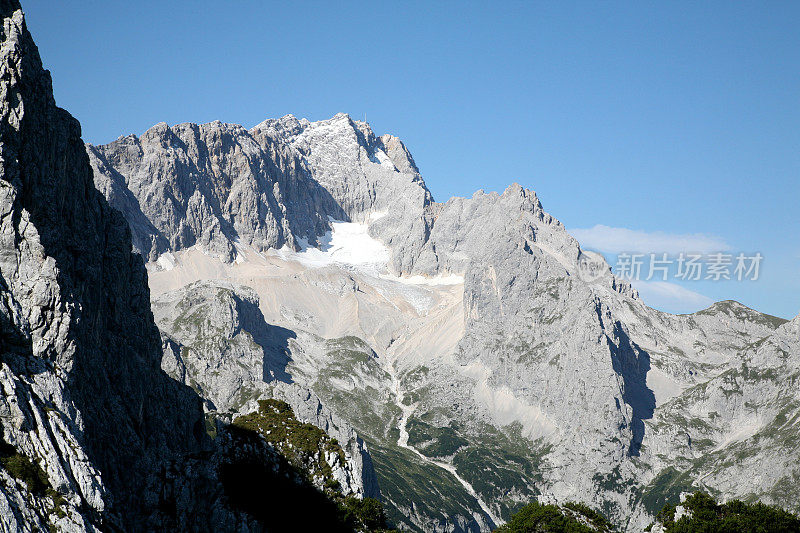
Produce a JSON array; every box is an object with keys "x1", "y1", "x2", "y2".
[
  {"x1": 404, "y1": 366, "x2": 550, "y2": 521},
  {"x1": 638, "y1": 467, "x2": 697, "y2": 516},
  {"x1": 232, "y1": 399, "x2": 345, "y2": 487},
  {"x1": 314, "y1": 335, "x2": 553, "y2": 527},
  {"x1": 694, "y1": 300, "x2": 788, "y2": 329},
  {"x1": 651, "y1": 491, "x2": 800, "y2": 532},
  {"x1": 450, "y1": 423, "x2": 549, "y2": 521},
  {"x1": 498, "y1": 492, "x2": 800, "y2": 533},
  {"x1": 224, "y1": 402, "x2": 395, "y2": 532},
  {"x1": 494, "y1": 500, "x2": 615, "y2": 533},
  {"x1": 366, "y1": 438, "x2": 486, "y2": 530},
  {"x1": 0, "y1": 437, "x2": 66, "y2": 519},
  {"x1": 406, "y1": 418, "x2": 468, "y2": 457}
]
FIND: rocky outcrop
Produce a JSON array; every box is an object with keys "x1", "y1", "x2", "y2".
[
  {"x1": 252, "y1": 114, "x2": 435, "y2": 274},
  {"x1": 89, "y1": 113, "x2": 435, "y2": 272},
  {"x1": 89, "y1": 117, "x2": 375, "y2": 263},
  {"x1": 153, "y1": 280, "x2": 380, "y2": 499},
  {"x1": 88, "y1": 121, "x2": 346, "y2": 263}
]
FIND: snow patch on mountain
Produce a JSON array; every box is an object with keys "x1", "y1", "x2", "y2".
[
  {"x1": 370, "y1": 148, "x2": 397, "y2": 170},
  {"x1": 271, "y1": 217, "x2": 466, "y2": 288},
  {"x1": 272, "y1": 218, "x2": 390, "y2": 268},
  {"x1": 384, "y1": 273, "x2": 465, "y2": 286},
  {"x1": 156, "y1": 251, "x2": 177, "y2": 271}
]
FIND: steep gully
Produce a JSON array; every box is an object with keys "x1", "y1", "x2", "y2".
[{"x1": 382, "y1": 346, "x2": 503, "y2": 527}]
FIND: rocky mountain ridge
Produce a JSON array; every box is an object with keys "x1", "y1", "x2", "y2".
[{"x1": 89, "y1": 108, "x2": 800, "y2": 532}]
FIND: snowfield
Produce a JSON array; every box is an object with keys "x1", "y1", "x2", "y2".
[
  {"x1": 270, "y1": 216, "x2": 466, "y2": 287},
  {"x1": 273, "y1": 218, "x2": 391, "y2": 268}
]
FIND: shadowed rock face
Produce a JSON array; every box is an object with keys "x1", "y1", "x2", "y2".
[{"x1": 0, "y1": 1, "x2": 209, "y2": 529}]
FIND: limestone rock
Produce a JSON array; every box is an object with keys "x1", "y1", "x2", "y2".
[{"x1": 0, "y1": 2, "x2": 205, "y2": 529}]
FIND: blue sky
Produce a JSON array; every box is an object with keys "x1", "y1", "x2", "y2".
[{"x1": 24, "y1": 1, "x2": 800, "y2": 318}]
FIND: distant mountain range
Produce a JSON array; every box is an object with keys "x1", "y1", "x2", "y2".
[{"x1": 1, "y1": 1, "x2": 798, "y2": 531}]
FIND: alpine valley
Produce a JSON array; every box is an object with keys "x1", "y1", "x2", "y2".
[{"x1": 1, "y1": 1, "x2": 799, "y2": 532}]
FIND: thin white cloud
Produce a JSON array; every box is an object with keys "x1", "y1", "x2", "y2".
[
  {"x1": 569, "y1": 225, "x2": 730, "y2": 255},
  {"x1": 632, "y1": 280, "x2": 714, "y2": 314}
]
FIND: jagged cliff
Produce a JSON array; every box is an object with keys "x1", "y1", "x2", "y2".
[
  {"x1": 0, "y1": 1, "x2": 208, "y2": 529},
  {"x1": 87, "y1": 113, "x2": 433, "y2": 267}
]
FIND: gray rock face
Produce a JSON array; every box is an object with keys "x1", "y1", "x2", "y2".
[
  {"x1": 391, "y1": 182, "x2": 800, "y2": 529},
  {"x1": 89, "y1": 113, "x2": 436, "y2": 271},
  {"x1": 252, "y1": 114, "x2": 435, "y2": 273},
  {"x1": 88, "y1": 121, "x2": 345, "y2": 262},
  {"x1": 0, "y1": 2, "x2": 206, "y2": 530}
]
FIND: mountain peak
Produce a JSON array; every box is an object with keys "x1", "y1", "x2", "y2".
[
  {"x1": 89, "y1": 111, "x2": 433, "y2": 264},
  {"x1": 696, "y1": 299, "x2": 789, "y2": 328}
]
